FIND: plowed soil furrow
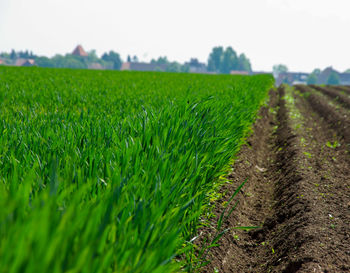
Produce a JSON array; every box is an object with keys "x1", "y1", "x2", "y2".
[
  {"x1": 310, "y1": 85, "x2": 350, "y2": 110},
  {"x1": 200, "y1": 90, "x2": 279, "y2": 272},
  {"x1": 332, "y1": 86, "x2": 350, "y2": 96},
  {"x1": 285, "y1": 86, "x2": 350, "y2": 272},
  {"x1": 332, "y1": 86, "x2": 350, "y2": 98},
  {"x1": 295, "y1": 85, "x2": 350, "y2": 147},
  {"x1": 200, "y1": 86, "x2": 350, "y2": 273}
]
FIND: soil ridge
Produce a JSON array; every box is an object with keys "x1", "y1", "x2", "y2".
[
  {"x1": 201, "y1": 86, "x2": 350, "y2": 272},
  {"x1": 310, "y1": 85, "x2": 350, "y2": 110}
]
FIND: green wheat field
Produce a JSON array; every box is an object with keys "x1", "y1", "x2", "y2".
[{"x1": 0, "y1": 67, "x2": 273, "y2": 272}]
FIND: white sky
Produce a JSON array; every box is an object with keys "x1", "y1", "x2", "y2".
[{"x1": 0, "y1": 0, "x2": 349, "y2": 72}]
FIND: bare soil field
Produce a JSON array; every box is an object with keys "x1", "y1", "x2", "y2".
[{"x1": 200, "y1": 86, "x2": 350, "y2": 272}]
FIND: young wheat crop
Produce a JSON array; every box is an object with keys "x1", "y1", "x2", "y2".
[{"x1": 0, "y1": 67, "x2": 273, "y2": 272}]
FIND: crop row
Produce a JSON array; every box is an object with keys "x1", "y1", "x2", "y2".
[{"x1": 0, "y1": 67, "x2": 273, "y2": 272}]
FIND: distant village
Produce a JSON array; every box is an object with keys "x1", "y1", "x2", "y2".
[
  {"x1": 0, "y1": 45, "x2": 254, "y2": 75},
  {"x1": 1, "y1": 45, "x2": 349, "y2": 85},
  {"x1": 275, "y1": 68, "x2": 350, "y2": 86}
]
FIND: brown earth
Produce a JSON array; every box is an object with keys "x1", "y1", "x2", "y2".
[
  {"x1": 332, "y1": 86, "x2": 350, "y2": 96},
  {"x1": 296, "y1": 85, "x2": 350, "y2": 146},
  {"x1": 309, "y1": 85, "x2": 350, "y2": 110},
  {"x1": 199, "y1": 86, "x2": 350, "y2": 273}
]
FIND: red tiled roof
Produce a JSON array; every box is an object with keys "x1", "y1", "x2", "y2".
[
  {"x1": 72, "y1": 45, "x2": 88, "y2": 57},
  {"x1": 14, "y1": 59, "x2": 36, "y2": 67},
  {"x1": 15, "y1": 58, "x2": 27, "y2": 66},
  {"x1": 22, "y1": 59, "x2": 35, "y2": 66}
]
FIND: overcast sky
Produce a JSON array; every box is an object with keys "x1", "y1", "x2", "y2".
[{"x1": 0, "y1": 0, "x2": 349, "y2": 72}]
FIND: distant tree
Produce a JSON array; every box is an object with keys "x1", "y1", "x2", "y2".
[
  {"x1": 51, "y1": 54, "x2": 86, "y2": 69},
  {"x1": 35, "y1": 56, "x2": 55, "y2": 68},
  {"x1": 151, "y1": 57, "x2": 168, "y2": 65},
  {"x1": 344, "y1": 69, "x2": 350, "y2": 73},
  {"x1": 0, "y1": 52, "x2": 10, "y2": 58},
  {"x1": 207, "y1": 46, "x2": 251, "y2": 73},
  {"x1": 127, "y1": 55, "x2": 131, "y2": 62},
  {"x1": 312, "y1": 68, "x2": 321, "y2": 75},
  {"x1": 102, "y1": 51, "x2": 122, "y2": 70},
  {"x1": 327, "y1": 72, "x2": 340, "y2": 85},
  {"x1": 307, "y1": 73, "x2": 318, "y2": 85},
  {"x1": 181, "y1": 64, "x2": 190, "y2": 73},
  {"x1": 186, "y1": 58, "x2": 202, "y2": 68},
  {"x1": 18, "y1": 50, "x2": 32, "y2": 59},
  {"x1": 132, "y1": 55, "x2": 139, "y2": 62},
  {"x1": 220, "y1": 47, "x2": 238, "y2": 74},
  {"x1": 207, "y1": 46, "x2": 224, "y2": 72},
  {"x1": 10, "y1": 49, "x2": 17, "y2": 60},
  {"x1": 87, "y1": 50, "x2": 99, "y2": 63},
  {"x1": 238, "y1": 53, "x2": 252, "y2": 72},
  {"x1": 66, "y1": 56, "x2": 87, "y2": 69},
  {"x1": 273, "y1": 64, "x2": 288, "y2": 78},
  {"x1": 166, "y1": 62, "x2": 182, "y2": 72}
]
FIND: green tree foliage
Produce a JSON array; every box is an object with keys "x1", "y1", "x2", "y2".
[
  {"x1": 51, "y1": 54, "x2": 87, "y2": 69},
  {"x1": 151, "y1": 57, "x2": 189, "y2": 73},
  {"x1": 327, "y1": 71, "x2": 340, "y2": 85},
  {"x1": 151, "y1": 56, "x2": 169, "y2": 65},
  {"x1": 35, "y1": 57, "x2": 56, "y2": 68},
  {"x1": 101, "y1": 51, "x2": 122, "y2": 70},
  {"x1": 132, "y1": 55, "x2": 139, "y2": 62},
  {"x1": 220, "y1": 47, "x2": 238, "y2": 74},
  {"x1": 207, "y1": 46, "x2": 251, "y2": 74},
  {"x1": 166, "y1": 62, "x2": 182, "y2": 72},
  {"x1": 238, "y1": 53, "x2": 251, "y2": 71},
  {"x1": 344, "y1": 69, "x2": 350, "y2": 73},
  {"x1": 207, "y1": 46, "x2": 224, "y2": 72},
  {"x1": 312, "y1": 68, "x2": 321, "y2": 75},
  {"x1": 18, "y1": 50, "x2": 35, "y2": 59},
  {"x1": 87, "y1": 50, "x2": 99, "y2": 63},
  {"x1": 307, "y1": 73, "x2": 318, "y2": 85},
  {"x1": 10, "y1": 49, "x2": 17, "y2": 60},
  {"x1": 273, "y1": 64, "x2": 288, "y2": 78},
  {"x1": 0, "y1": 52, "x2": 10, "y2": 58},
  {"x1": 2, "y1": 49, "x2": 125, "y2": 70}
]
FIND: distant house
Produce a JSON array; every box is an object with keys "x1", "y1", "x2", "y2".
[
  {"x1": 339, "y1": 73, "x2": 350, "y2": 85},
  {"x1": 72, "y1": 45, "x2": 88, "y2": 57},
  {"x1": 88, "y1": 63, "x2": 103, "y2": 70},
  {"x1": 230, "y1": 70, "x2": 249, "y2": 75},
  {"x1": 15, "y1": 58, "x2": 36, "y2": 67},
  {"x1": 0, "y1": 59, "x2": 4, "y2": 65},
  {"x1": 276, "y1": 72, "x2": 309, "y2": 85},
  {"x1": 250, "y1": 71, "x2": 272, "y2": 76},
  {"x1": 22, "y1": 59, "x2": 36, "y2": 67},
  {"x1": 275, "y1": 67, "x2": 350, "y2": 86},
  {"x1": 317, "y1": 67, "x2": 335, "y2": 85},
  {"x1": 185, "y1": 58, "x2": 207, "y2": 73},
  {"x1": 121, "y1": 62, "x2": 168, "y2": 72},
  {"x1": 317, "y1": 67, "x2": 350, "y2": 85},
  {"x1": 15, "y1": 58, "x2": 27, "y2": 66}
]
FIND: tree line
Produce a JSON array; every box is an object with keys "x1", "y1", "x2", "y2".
[
  {"x1": 0, "y1": 47, "x2": 252, "y2": 73},
  {"x1": 0, "y1": 49, "x2": 123, "y2": 70}
]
